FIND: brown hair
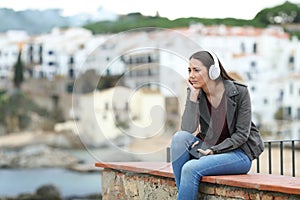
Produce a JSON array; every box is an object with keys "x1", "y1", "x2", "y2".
[{"x1": 189, "y1": 51, "x2": 235, "y2": 81}]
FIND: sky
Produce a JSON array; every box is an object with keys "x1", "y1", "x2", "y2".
[{"x1": 1, "y1": 0, "x2": 300, "y2": 20}]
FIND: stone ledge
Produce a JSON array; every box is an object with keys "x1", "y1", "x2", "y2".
[
  {"x1": 95, "y1": 161, "x2": 300, "y2": 196},
  {"x1": 95, "y1": 162, "x2": 173, "y2": 178},
  {"x1": 202, "y1": 174, "x2": 300, "y2": 195}
]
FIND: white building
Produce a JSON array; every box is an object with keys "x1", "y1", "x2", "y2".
[
  {"x1": 76, "y1": 86, "x2": 166, "y2": 147},
  {"x1": 1, "y1": 24, "x2": 300, "y2": 140},
  {"x1": 87, "y1": 25, "x2": 300, "y2": 139},
  {"x1": 22, "y1": 27, "x2": 108, "y2": 79}
]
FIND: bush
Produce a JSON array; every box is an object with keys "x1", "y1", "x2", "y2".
[{"x1": 36, "y1": 184, "x2": 62, "y2": 200}]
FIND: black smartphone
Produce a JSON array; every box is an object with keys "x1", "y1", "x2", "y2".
[{"x1": 189, "y1": 142, "x2": 203, "y2": 159}]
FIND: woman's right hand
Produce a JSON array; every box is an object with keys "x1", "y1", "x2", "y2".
[{"x1": 187, "y1": 80, "x2": 200, "y2": 102}]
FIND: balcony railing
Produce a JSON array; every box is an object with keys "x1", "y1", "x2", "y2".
[
  {"x1": 256, "y1": 139, "x2": 300, "y2": 177},
  {"x1": 166, "y1": 139, "x2": 300, "y2": 177}
]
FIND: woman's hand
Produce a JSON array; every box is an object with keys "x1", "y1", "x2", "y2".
[
  {"x1": 187, "y1": 80, "x2": 200, "y2": 102},
  {"x1": 191, "y1": 141, "x2": 213, "y2": 156},
  {"x1": 197, "y1": 148, "x2": 213, "y2": 156}
]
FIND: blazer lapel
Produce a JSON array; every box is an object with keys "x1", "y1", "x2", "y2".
[{"x1": 224, "y1": 81, "x2": 239, "y2": 133}]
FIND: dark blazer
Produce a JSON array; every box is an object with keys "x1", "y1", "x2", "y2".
[{"x1": 181, "y1": 80, "x2": 264, "y2": 160}]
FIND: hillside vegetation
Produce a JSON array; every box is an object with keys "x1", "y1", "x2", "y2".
[
  {"x1": 83, "y1": 1, "x2": 300, "y2": 38},
  {"x1": 1, "y1": 1, "x2": 299, "y2": 37}
]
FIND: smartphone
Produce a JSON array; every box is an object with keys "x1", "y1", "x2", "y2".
[{"x1": 189, "y1": 142, "x2": 203, "y2": 159}]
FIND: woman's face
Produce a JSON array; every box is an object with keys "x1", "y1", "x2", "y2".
[{"x1": 188, "y1": 58, "x2": 209, "y2": 89}]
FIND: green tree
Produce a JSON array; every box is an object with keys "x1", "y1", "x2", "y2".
[
  {"x1": 254, "y1": 1, "x2": 300, "y2": 25},
  {"x1": 13, "y1": 50, "x2": 24, "y2": 89}
]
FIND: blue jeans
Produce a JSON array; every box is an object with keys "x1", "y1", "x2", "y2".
[{"x1": 171, "y1": 131, "x2": 252, "y2": 200}]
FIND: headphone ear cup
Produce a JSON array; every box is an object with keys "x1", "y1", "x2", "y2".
[
  {"x1": 204, "y1": 49, "x2": 221, "y2": 80},
  {"x1": 209, "y1": 64, "x2": 220, "y2": 80}
]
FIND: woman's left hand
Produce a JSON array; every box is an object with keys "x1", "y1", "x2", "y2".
[
  {"x1": 197, "y1": 148, "x2": 214, "y2": 156},
  {"x1": 187, "y1": 80, "x2": 200, "y2": 102}
]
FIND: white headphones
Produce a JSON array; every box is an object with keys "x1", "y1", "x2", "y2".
[{"x1": 204, "y1": 49, "x2": 221, "y2": 80}]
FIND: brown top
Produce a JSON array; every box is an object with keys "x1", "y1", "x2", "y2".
[{"x1": 206, "y1": 92, "x2": 230, "y2": 145}]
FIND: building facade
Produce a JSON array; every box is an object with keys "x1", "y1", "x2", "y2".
[{"x1": 1, "y1": 25, "x2": 300, "y2": 140}]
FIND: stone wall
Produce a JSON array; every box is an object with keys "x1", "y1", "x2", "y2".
[
  {"x1": 100, "y1": 168, "x2": 300, "y2": 200},
  {"x1": 198, "y1": 183, "x2": 300, "y2": 200},
  {"x1": 101, "y1": 169, "x2": 177, "y2": 200}
]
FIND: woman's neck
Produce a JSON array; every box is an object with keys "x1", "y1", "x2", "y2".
[
  {"x1": 203, "y1": 81, "x2": 225, "y2": 108},
  {"x1": 203, "y1": 80, "x2": 224, "y2": 99}
]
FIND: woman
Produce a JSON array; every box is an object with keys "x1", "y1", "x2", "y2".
[{"x1": 171, "y1": 50, "x2": 264, "y2": 200}]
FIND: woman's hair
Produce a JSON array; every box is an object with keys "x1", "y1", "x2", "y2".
[{"x1": 189, "y1": 51, "x2": 235, "y2": 81}]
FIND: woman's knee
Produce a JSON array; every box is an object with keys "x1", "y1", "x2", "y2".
[
  {"x1": 181, "y1": 160, "x2": 202, "y2": 179},
  {"x1": 172, "y1": 130, "x2": 192, "y2": 144}
]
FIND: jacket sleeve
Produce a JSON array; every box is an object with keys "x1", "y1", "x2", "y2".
[
  {"x1": 181, "y1": 88, "x2": 199, "y2": 133},
  {"x1": 210, "y1": 86, "x2": 252, "y2": 153}
]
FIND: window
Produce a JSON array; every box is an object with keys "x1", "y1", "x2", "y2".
[
  {"x1": 289, "y1": 83, "x2": 294, "y2": 95},
  {"x1": 148, "y1": 55, "x2": 152, "y2": 63},
  {"x1": 30, "y1": 55, "x2": 33, "y2": 63},
  {"x1": 253, "y1": 42, "x2": 257, "y2": 53},
  {"x1": 285, "y1": 106, "x2": 292, "y2": 118},
  {"x1": 29, "y1": 45, "x2": 34, "y2": 52},
  {"x1": 106, "y1": 69, "x2": 110, "y2": 76},
  {"x1": 297, "y1": 108, "x2": 300, "y2": 120},
  {"x1": 240, "y1": 42, "x2": 245, "y2": 53},
  {"x1": 250, "y1": 61, "x2": 256, "y2": 67},
  {"x1": 288, "y1": 54, "x2": 295, "y2": 71},
  {"x1": 39, "y1": 45, "x2": 43, "y2": 53},
  {"x1": 246, "y1": 72, "x2": 252, "y2": 80},
  {"x1": 289, "y1": 55, "x2": 294, "y2": 64},
  {"x1": 69, "y1": 69, "x2": 74, "y2": 78},
  {"x1": 48, "y1": 62, "x2": 55, "y2": 66},
  {"x1": 278, "y1": 90, "x2": 284, "y2": 102},
  {"x1": 69, "y1": 56, "x2": 74, "y2": 64}
]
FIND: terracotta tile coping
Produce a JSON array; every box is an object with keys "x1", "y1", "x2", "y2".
[
  {"x1": 95, "y1": 162, "x2": 300, "y2": 195},
  {"x1": 95, "y1": 162, "x2": 174, "y2": 178}
]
